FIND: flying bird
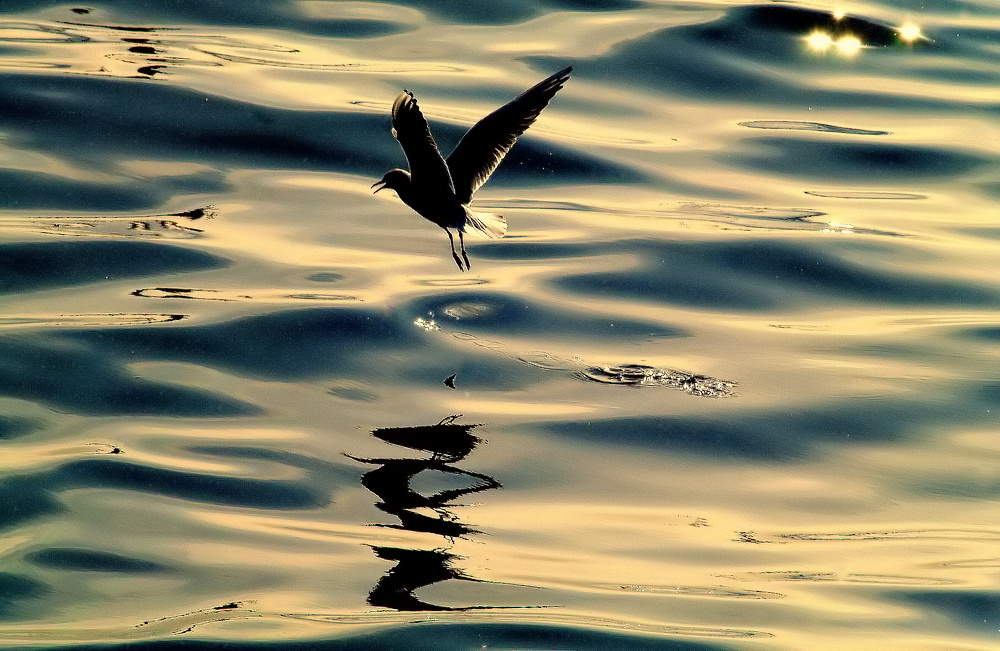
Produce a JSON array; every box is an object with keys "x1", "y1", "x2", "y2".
[{"x1": 372, "y1": 66, "x2": 572, "y2": 270}]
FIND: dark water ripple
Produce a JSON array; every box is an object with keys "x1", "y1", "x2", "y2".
[
  {"x1": 0, "y1": 443, "x2": 357, "y2": 548},
  {"x1": 0, "y1": 167, "x2": 224, "y2": 211},
  {"x1": 52, "y1": 305, "x2": 565, "y2": 393},
  {"x1": 897, "y1": 591, "x2": 1000, "y2": 634},
  {"x1": 729, "y1": 137, "x2": 986, "y2": 182},
  {"x1": 0, "y1": 476, "x2": 62, "y2": 532},
  {"x1": 26, "y1": 548, "x2": 169, "y2": 573},
  {"x1": 52, "y1": 458, "x2": 324, "y2": 508},
  {"x1": 0, "y1": 336, "x2": 259, "y2": 415},
  {"x1": 6, "y1": 624, "x2": 737, "y2": 651},
  {"x1": 2, "y1": 2, "x2": 408, "y2": 38},
  {"x1": 537, "y1": 395, "x2": 958, "y2": 461},
  {"x1": 538, "y1": 239, "x2": 999, "y2": 312},
  {"x1": 0, "y1": 572, "x2": 49, "y2": 622},
  {"x1": 39, "y1": 0, "x2": 646, "y2": 31},
  {"x1": 0, "y1": 416, "x2": 39, "y2": 439},
  {"x1": 0, "y1": 73, "x2": 634, "y2": 211},
  {"x1": 408, "y1": 291, "x2": 685, "y2": 339},
  {"x1": 65, "y1": 308, "x2": 420, "y2": 379},
  {"x1": 0, "y1": 241, "x2": 227, "y2": 295}
]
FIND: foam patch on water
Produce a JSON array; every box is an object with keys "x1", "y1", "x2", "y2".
[
  {"x1": 579, "y1": 364, "x2": 737, "y2": 397},
  {"x1": 131, "y1": 287, "x2": 358, "y2": 302},
  {"x1": 0, "y1": 313, "x2": 185, "y2": 328},
  {"x1": 739, "y1": 120, "x2": 890, "y2": 135},
  {"x1": 805, "y1": 190, "x2": 927, "y2": 200}
]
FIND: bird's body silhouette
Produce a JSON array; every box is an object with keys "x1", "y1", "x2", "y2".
[{"x1": 373, "y1": 67, "x2": 572, "y2": 270}]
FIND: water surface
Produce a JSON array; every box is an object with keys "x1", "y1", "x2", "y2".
[{"x1": 2, "y1": 1, "x2": 1000, "y2": 649}]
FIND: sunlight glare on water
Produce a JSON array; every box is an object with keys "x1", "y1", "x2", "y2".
[{"x1": 1, "y1": 1, "x2": 1000, "y2": 650}]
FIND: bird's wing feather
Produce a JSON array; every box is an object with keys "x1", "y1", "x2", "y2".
[
  {"x1": 461, "y1": 207, "x2": 507, "y2": 239},
  {"x1": 446, "y1": 66, "x2": 571, "y2": 204},
  {"x1": 391, "y1": 91, "x2": 456, "y2": 195}
]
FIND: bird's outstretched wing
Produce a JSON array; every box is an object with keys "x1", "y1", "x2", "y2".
[
  {"x1": 391, "y1": 91, "x2": 456, "y2": 195},
  {"x1": 446, "y1": 66, "x2": 572, "y2": 204}
]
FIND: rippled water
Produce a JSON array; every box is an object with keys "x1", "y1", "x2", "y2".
[{"x1": 2, "y1": 1, "x2": 1000, "y2": 649}]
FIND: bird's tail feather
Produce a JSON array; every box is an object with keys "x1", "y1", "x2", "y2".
[{"x1": 462, "y1": 207, "x2": 507, "y2": 239}]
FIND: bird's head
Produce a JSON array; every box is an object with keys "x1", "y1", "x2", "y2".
[{"x1": 371, "y1": 169, "x2": 410, "y2": 194}]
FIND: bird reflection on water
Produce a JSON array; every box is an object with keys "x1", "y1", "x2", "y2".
[
  {"x1": 373, "y1": 67, "x2": 572, "y2": 270},
  {"x1": 347, "y1": 416, "x2": 516, "y2": 611}
]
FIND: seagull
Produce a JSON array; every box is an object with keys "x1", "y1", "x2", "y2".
[{"x1": 372, "y1": 66, "x2": 572, "y2": 270}]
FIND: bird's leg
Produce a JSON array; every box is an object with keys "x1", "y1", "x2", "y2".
[
  {"x1": 445, "y1": 228, "x2": 465, "y2": 271},
  {"x1": 458, "y1": 230, "x2": 471, "y2": 270}
]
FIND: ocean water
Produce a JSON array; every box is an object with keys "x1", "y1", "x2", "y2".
[{"x1": 1, "y1": 1, "x2": 999, "y2": 649}]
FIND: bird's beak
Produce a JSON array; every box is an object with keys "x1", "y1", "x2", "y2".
[{"x1": 371, "y1": 180, "x2": 385, "y2": 193}]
